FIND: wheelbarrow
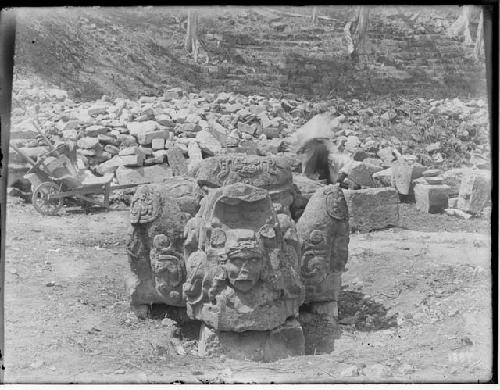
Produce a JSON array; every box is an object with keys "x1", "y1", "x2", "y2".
[{"x1": 10, "y1": 124, "x2": 138, "y2": 215}]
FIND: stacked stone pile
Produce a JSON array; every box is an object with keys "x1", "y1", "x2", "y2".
[{"x1": 9, "y1": 78, "x2": 490, "y2": 219}]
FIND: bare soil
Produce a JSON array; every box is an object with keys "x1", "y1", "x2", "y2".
[{"x1": 4, "y1": 197, "x2": 492, "y2": 383}]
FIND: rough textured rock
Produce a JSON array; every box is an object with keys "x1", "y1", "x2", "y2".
[
  {"x1": 291, "y1": 174, "x2": 326, "y2": 217},
  {"x1": 192, "y1": 153, "x2": 294, "y2": 214},
  {"x1": 414, "y1": 183, "x2": 450, "y2": 213},
  {"x1": 195, "y1": 129, "x2": 222, "y2": 156},
  {"x1": 115, "y1": 164, "x2": 173, "y2": 185},
  {"x1": 343, "y1": 187, "x2": 399, "y2": 232},
  {"x1": 165, "y1": 147, "x2": 188, "y2": 176},
  {"x1": 299, "y1": 309, "x2": 340, "y2": 354},
  {"x1": 197, "y1": 319, "x2": 305, "y2": 362},
  {"x1": 457, "y1": 170, "x2": 491, "y2": 214},
  {"x1": 296, "y1": 184, "x2": 349, "y2": 306},
  {"x1": 391, "y1": 161, "x2": 426, "y2": 195},
  {"x1": 125, "y1": 179, "x2": 204, "y2": 314},
  {"x1": 346, "y1": 161, "x2": 383, "y2": 188},
  {"x1": 182, "y1": 183, "x2": 304, "y2": 331}
]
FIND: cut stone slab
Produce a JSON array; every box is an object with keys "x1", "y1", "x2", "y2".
[
  {"x1": 88, "y1": 104, "x2": 108, "y2": 116},
  {"x1": 196, "y1": 129, "x2": 222, "y2": 156},
  {"x1": 77, "y1": 137, "x2": 100, "y2": 149},
  {"x1": 391, "y1": 161, "x2": 426, "y2": 195},
  {"x1": 85, "y1": 125, "x2": 108, "y2": 137},
  {"x1": 343, "y1": 187, "x2": 399, "y2": 232},
  {"x1": 197, "y1": 319, "x2": 305, "y2": 362},
  {"x1": 151, "y1": 138, "x2": 165, "y2": 150},
  {"x1": 372, "y1": 167, "x2": 392, "y2": 187},
  {"x1": 120, "y1": 153, "x2": 145, "y2": 167},
  {"x1": 126, "y1": 120, "x2": 159, "y2": 137},
  {"x1": 445, "y1": 208, "x2": 472, "y2": 220},
  {"x1": 346, "y1": 161, "x2": 383, "y2": 188},
  {"x1": 165, "y1": 147, "x2": 188, "y2": 176},
  {"x1": 448, "y1": 197, "x2": 459, "y2": 208},
  {"x1": 115, "y1": 164, "x2": 173, "y2": 185},
  {"x1": 425, "y1": 176, "x2": 444, "y2": 185},
  {"x1": 457, "y1": 170, "x2": 491, "y2": 214},
  {"x1": 137, "y1": 129, "x2": 169, "y2": 146},
  {"x1": 414, "y1": 183, "x2": 449, "y2": 214},
  {"x1": 187, "y1": 141, "x2": 203, "y2": 174}
]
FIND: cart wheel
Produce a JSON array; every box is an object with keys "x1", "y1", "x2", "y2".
[{"x1": 32, "y1": 182, "x2": 63, "y2": 216}]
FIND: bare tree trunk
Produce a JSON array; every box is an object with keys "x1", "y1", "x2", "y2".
[
  {"x1": 312, "y1": 7, "x2": 317, "y2": 25},
  {"x1": 184, "y1": 9, "x2": 199, "y2": 62},
  {"x1": 343, "y1": 6, "x2": 370, "y2": 63},
  {"x1": 474, "y1": 9, "x2": 484, "y2": 60},
  {"x1": 448, "y1": 5, "x2": 475, "y2": 44}
]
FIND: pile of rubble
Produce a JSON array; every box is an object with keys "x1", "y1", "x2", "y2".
[{"x1": 9, "y1": 78, "x2": 491, "y2": 221}]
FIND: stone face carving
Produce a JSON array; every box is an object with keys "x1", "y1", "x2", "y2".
[
  {"x1": 297, "y1": 184, "x2": 349, "y2": 305},
  {"x1": 126, "y1": 178, "x2": 204, "y2": 313},
  {"x1": 182, "y1": 183, "x2": 305, "y2": 332},
  {"x1": 191, "y1": 154, "x2": 295, "y2": 215}
]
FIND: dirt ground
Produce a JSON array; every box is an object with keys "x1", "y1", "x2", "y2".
[{"x1": 3, "y1": 197, "x2": 493, "y2": 384}]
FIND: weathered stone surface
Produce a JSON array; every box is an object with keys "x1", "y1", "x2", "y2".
[
  {"x1": 372, "y1": 167, "x2": 392, "y2": 187},
  {"x1": 125, "y1": 185, "x2": 191, "y2": 310},
  {"x1": 165, "y1": 147, "x2": 188, "y2": 177},
  {"x1": 291, "y1": 174, "x2": 326, "y2": 213},
  {"x1": 77, "y1": 137, "x2": 100, "y2": 149},
  {"x1": 442, "y1": 168, "x2": 466, "y2": 196},
  {"x1": 85, "y1": 125, "x2": 108, "y2": 137},
  {"x1": 116, "y1": 164, "x2": 173, "y2": 185},
  {"x1": 137, "y1": 129, "x2": 169, "y2": 146},
  {"x1": 391, "y1": 161, "x2": 426, "y2": 195},
  {"x1": 62, "y1": 129, "x2": 78, "y2": 141},
  {"x1": 195, "y1": 129, "x2": 222, "y2": 156},
  {"x1": 187, "y1": 141, "x2": 203, "y2": 174},
  {"x1": 299, "y1": 309, "x2": 340, "y2": 354},
  {"x1": 414, "y1": 183, "x2": 449, "y2": 213},
  {"x1": 127, "y1": 120, "x2": 158, "y2": 136},
  {"x1": 182, "y1": 183, "x2": 304, "y2": 331},
  {"x1": 343, "y1": 187, "x2": 399, "y2": 232},
  {"x1": 151, "y1": 138, "x2": 165, "y2": 150},
  {"x1": 193, "y1": 154, "x2": 294, "y2": 214},
  {"x1": 297, "y1": 185, "x2": 349, "y2": 304},
  {"x1": 346, "y1": 161, "x2": 383, "y2": 188},
  {"x1": 197, "y1": 319, "x2": 305, "y2": 362},
  {"x1": 457, "y1": 170, "x2": 491, "y2": 214}
]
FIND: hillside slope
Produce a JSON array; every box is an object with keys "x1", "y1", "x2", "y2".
[{"x1": 14, "y1": 6, "x2": 487, "y2": 102}]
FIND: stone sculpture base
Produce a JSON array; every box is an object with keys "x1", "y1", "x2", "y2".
[
  {"x1": 299, "y1": 304, "x2": 341, "y2": 355},
  {"x1": 197, "y1": 319, "x2": 305, "y2": 362}
]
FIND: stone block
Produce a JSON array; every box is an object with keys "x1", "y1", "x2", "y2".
[
  {"x1": 85, "y1": 125, "x2": 108, "y2": 137},
  {"x1": 414, "y1": 184, "x2": 449, "y2": 213},
  {"x1": 115, "y1": 164, "x2": 173, "y2": 185},
  {"x1": 195, "y1": 129, "x2": 222, "y2": 156},
  {"x1": 62, "y1": 129, "x2": 78, "y2": 141},
  {"x1": 152, "y1": 138, "x2": 165, "y2": 150},
  {"x1": 343, "y1": 187, "x2": 399, "y2": 232},
  {"x1": 165, "y1": 147, "x2": 188, "y2": 176},
  {"x1": 120, "y1": 153, "x2": 145, "y2": 167},
  {"x1": 77, "y1": 137, "x2": 100, "y2": 150},
  {"x1": 127, "y1": 120, "x2": 159, "y2": 136},
  {"x1": 137, "y1": 129, "x2": 169, "y2": 146},
  {"x1": 372, "y1": 167, "x2": 392, "y2": 187},
  {"x1": 197, "y1": 319, "x2": 305, "y2": 362},
  {"x1": 457, "y1": 170, "x2": 491, "y2": 214},
  {"x1": 347, "y1": 161, "x2": 383, "y2": 188},
  {"x1": 391, "y1": 161, "x2": 426, "y2": 195}
]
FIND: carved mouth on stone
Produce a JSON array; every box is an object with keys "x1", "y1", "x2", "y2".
[{"x1": 158, "y1": 254, "x2": 179, "y2": 262}]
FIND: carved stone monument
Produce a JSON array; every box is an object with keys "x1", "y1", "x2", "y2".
[
  {"x1": 125, "y1": 177, "x2": 204, "y2": 317},
  {"x1": 191, "y1": 153, "x2": 295, "y2": 216},
  {"x1": 182, "y1": 182, "x2": 306, "y2": 361}
]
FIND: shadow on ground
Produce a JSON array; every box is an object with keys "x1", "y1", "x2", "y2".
[{"x1": 339, "y1": 289, "x2": 398, "y2": 331}]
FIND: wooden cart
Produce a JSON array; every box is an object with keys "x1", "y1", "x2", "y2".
[{"x1": 10, "y1": 122, "x2": 137, "y2": 215}]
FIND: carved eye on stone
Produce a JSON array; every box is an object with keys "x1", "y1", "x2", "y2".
[
  {"x1": 326, "y1": 187, "x2": 348, "y2": 220},
  {"x1": 259, "y1": 224, "x2": 276, "y2": 240},
  {"x1": 309, "y1": 230, "x2": 324, "y2": 244},
  {"x1": 153, "y1": 234, "x2": 171, "y2": 249},
  {"x1": 210, "y1": 228, "x2": 226, "y2": 248}
]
